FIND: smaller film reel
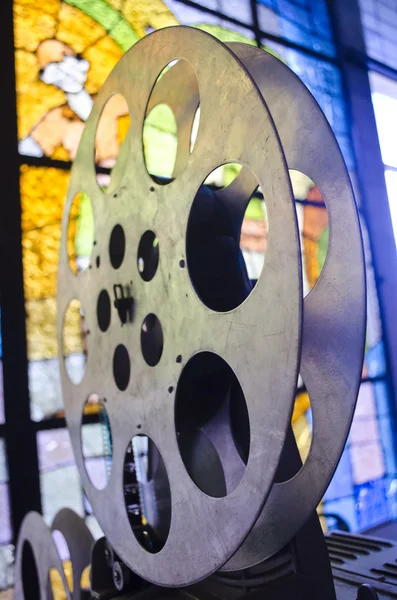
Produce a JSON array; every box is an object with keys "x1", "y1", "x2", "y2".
[{"x1": 14, "y1": 510, "x2": 93, "y2": 600}]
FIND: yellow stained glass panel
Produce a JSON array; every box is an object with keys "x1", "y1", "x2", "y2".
[
  {"x1": 13, "y1": 0, "x2": 132, "y2": 158},
  {"x1": 57, "y1": 3, "x2": 105, "y2": 53},
  {"x1": 21, "y1": 165, "x2": 69, "y2": 232},
  {"x1": 20, "y1": 166, "x2": 84, "y2": 359},
  {"x1": 83, "y1": 36, "x2": 123, "y2": 95},
  {"x1": 25, "y1": 298, "x2": 58, "y2": 360}
]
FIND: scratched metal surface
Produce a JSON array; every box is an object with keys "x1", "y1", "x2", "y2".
[
  {"x1": 57, "y1": 27, "x2": 302, "y2": 586},
  {"x1": 51, "y1": 508, "x2": 94, "y2": 598},
  {"x1": 223, "y1": 44, "x2": 366, "y2": 570}
]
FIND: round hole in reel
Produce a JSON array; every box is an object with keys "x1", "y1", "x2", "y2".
[
  {"x1": 52, "y1": 529, "x2": 70, "y2": 563},
  {"x1": 175, "y1": 351, "x2": 250, "y2": 498},
  {"x1": 289, "y1": 170, "x2": 328, "y2": 297},
  {"x1": 186, "y1": 164, "x2": 268, "y2": 312},
  {"x1": 123, "y1": 434, "x2": 172, "y2": 554},
  {"x1": 63, "y1": 299, "x2": 87, "y2": 385},
  {"x1": 67, "y1": 191, "x2": 94, "y2": 274},
  {"x1": 97, "y1": 289, "x2": 111, "y2": 332},
  {"x1": 137, "y1": 230, "x2": 159, "y2": 281},
  {"x1": 190, "y1": 105, "x2": 200, "y2": 153},
  {"x1": 81, "y1": 565, "x2": 91, "y2": 592},
  {"x1": 48, "y1": 568, "x2": 69, "y2": 598},
  {"x1": 143, "y1": 102, "x2": 177, "y2": 183},
  {"x1": 109, "y1": 224, "x2": 126, "y2": 269},
  {"x1": 21, "y1": 540, "x2": 40, "y2": 600},
  {"x1": 141, "y1": 314, "x2": 163, "y2": 367},
  {"x1": 143, "y1": 59, "x2": 200, "y2": 183},
  {"x1": 274, "y1": 375, "x2": 312, "y2": 484},
  {"x1": 95, "y1": 93, "x2": 130, "y2": 191},
  {"x1": 81, "y1": 397, "x2": 113, "y2": 490},
  {"x1": 113, "y1": 344, "x2": 131, "y2": 391}
]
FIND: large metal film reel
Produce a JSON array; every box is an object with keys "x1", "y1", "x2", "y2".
[
  {"x1": 57, "y1": 27, "x2": 302, "y2": 586},
  {"x1": 116, "y1": 40, "x2": 366, "y2": 570}
]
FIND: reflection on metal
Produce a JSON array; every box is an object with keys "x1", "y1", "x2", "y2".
[{"x1": 49, "y1": 26, "x2": 366, "y2": 589}]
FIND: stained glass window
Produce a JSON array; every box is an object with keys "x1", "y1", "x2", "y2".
[
  {"x1": 359, "y1": 0, "x2": 397, "y2": 71},
  {"x1": 369, "y1": 72, "x2": 397, "y2": 246},
  {"x1": 38, "y1": 428, "x2": 83, "y2": 524},
  {"x1": 361, "y1": 14, "x2": 397, "y2": 531},
  {"x1": 257, "y1": 0, "x2": 335, "y2": 57}
]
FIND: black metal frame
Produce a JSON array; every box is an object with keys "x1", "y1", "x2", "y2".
[
  {"x1": 1, "y1": 0, "x2": 397, "y2": 548},
  {"x1": 0, "y1": 0, "x2": 42, "y2": 541},
  {"x1": 327, "y1": 0, "x2": 397, "y2": 448}
]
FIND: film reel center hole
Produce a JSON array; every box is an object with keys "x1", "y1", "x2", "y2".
[
  {"x1": 187, "y1": 164, "x2": 268, "y2": 311},
  {"x1": 123, "y1": 434, "x2": 171, "y2": 553},
  {"x1": 289, "y1": 170, "x2": 328, "y2": 297},
  {"x1": 95, "y1": 93, "x2": 130, "y2": 190},
  {"x1": 274, "y1": 375, "x2": 312, "y2": 483},
  {"x1": 143, "y1": 60, "x2": 199, "y2": 183},
  {"x1": 141, "y1": 314, "x2": 163, "y2": 367},
  {"x1": 113, "y1": 344, "x2": 131, "y2": 390},
  {"x1": 175, "y1": 352, "x2": 250, "y2": 498},
  {"x1": 109, "y1": 224, "x2": 125, "y2": 269},
  {"x1": 22, "y1": 540, "x2": 40, "y2": 600},
  {"x1": 81, "y1": 397, "x2": 113, "y2": 490},
  {"x1": 63, "y1": 299, "x2": 87, "y2": 385},
  {"x1": 67, "y1": 191, "x2": 94, "y2": 274},
  {"x1": 137, "y1": 230, "x2": 159, "y2": 281},
  {"x1": 97, "y1": 289, "x2": 111, "y2": 332}
]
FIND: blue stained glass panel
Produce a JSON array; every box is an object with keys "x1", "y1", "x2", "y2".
[
  {"x1": 163, "y1": 0, "x2": 256, "y2": 39},
  {"x1": 190, "y1": 0, "x2": 253, "y2": 25},
  {"x1": 355, "y1": 478, "x2": 391, "y2": 530},
  {"x1": 359, "y1": 0, "x2": 397, "y2": 71},
  {"x1": 324, "y1": 450, "x2": 354, "y2": 502},
  {"x1": 374, "y1": 380, "x2": 392, "y2": 417},
  {"x1": 378, "y1": 416, "x2": 397, "y2": 475},
  {"x1": 322, "y1": 496, "x2": 358, "y2": 532},
  {"x1": 257, "y1": 0, "x2": 335, "y2": 57},
  {"x1": 367, "y1": 341, "x2": 387, "y2": 378}
]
